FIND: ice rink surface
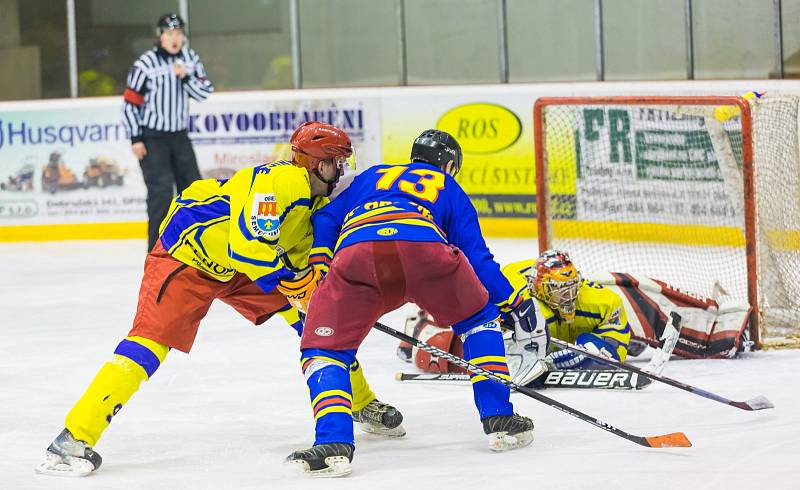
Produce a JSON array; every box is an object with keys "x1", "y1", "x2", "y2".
[{"x1": 1, "y1": 239, "x2": 798, "y2": 490}]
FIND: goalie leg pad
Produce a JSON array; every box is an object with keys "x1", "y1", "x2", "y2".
[{"x1": 413, "y1": 324, "x2": 455, "y2": 373}]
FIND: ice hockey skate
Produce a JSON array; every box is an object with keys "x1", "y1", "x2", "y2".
[
  {"x1": 286, "y1": 443, "x2": 354, "y2": 477},
  {"x1": 482, "y1": 413, "x2": 534, "y2": 452},
  {"x1": 35, "y1": 428, "x2": 102, "y2": 477},
  {"x1": 352, "y1": 398, "x2": 406, "y2": 437}
]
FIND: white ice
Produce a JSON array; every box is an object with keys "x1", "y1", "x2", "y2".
[{"x1": 1, "y1": 239, "x2": 798, "y2": 490}]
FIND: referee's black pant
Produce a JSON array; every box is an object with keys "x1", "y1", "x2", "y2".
[{"x1": 139, "y1": 129, "x2": 201, "y2": 251}]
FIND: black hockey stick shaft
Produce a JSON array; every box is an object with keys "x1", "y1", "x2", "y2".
[
  {"x1": 549, "y1": 319, "x2": 773, "y2": 411},
  {"x1": 373, "y1": 321, "x2": 690, "y2": 448}
]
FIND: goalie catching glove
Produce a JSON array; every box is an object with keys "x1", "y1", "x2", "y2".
[
  {"x1": 277, "y1": 266, "x2": 324, "y2": 313},
  {"x1": 502, "y1": 298, "x2": 549, "y2": 386}
]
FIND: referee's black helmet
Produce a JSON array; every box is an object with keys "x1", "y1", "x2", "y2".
[{"x1": 157, "y1": 13, "x2": 186, "y2": 32}]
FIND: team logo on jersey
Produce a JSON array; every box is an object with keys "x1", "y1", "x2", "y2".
[
  {"x1": 314, "y1": 326, "x2": 334, "y2": 337},
  {"x1": 607, "y1": 307, "x2": 622, "y2": 326},
  {"x1": 251, "y1": 193, "x2": 280, "y2": 239},
  {"x1": 377, "y1": 227, "x2": 398, "y2": 236}
]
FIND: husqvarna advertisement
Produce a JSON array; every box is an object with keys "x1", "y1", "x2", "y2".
[{"x1": 0, "y1": 94, "x2": 380, "y2": 237}]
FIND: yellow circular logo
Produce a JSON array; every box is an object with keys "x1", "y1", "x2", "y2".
[
  {"x1": 437, "y1": 103, "x2": 522, "y2": 154},
  {"x1": 377, "y1": 227, "x2": 398, "y2": 236}
]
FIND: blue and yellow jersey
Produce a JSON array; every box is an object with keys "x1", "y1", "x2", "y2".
[
  {"x1": 311, "y1": 162, "x2": 517, "y2": 311},
  {"x1": 502, "y1": 259, "x2": 631, "y2": 360},
  {"x1": 158, "y1": 161, "x2": 327, "y2": 293}
]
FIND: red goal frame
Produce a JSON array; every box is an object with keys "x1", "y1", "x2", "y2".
[{"x1": 533, "y1": 96, "x2": 759, "y2": 346}]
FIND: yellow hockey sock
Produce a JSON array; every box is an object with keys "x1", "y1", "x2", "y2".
[
  {"x1": 65, "y1": 336, "x2": 168, "y2": 446},
  {"x1": 349, "y1": 359, "x2": 376, "y2": 412}
]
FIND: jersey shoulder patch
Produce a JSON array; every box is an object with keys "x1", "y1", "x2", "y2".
[{"x1": 250, "y1": 193, "x2": 280, "y2": 238}]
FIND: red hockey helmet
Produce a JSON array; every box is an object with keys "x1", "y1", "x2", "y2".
[{"x1": 289, "y1": 121, "x2": 354, "y2": 172}]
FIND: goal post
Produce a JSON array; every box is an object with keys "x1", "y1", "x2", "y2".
[{"x1": 533, "y1": 94, "x2": 800, "y2": 348}]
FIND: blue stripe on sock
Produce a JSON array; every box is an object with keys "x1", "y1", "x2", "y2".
[{"x1": 114, "y1": 339, "x2": 161, "y2": 378}]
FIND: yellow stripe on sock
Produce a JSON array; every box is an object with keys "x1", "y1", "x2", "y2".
[
  {"x1": 311, "y1": 389, "x2": 353, "y2": 407},
  {"x1": 469, "y1": 355, "x2": 507, "y2": 365},
  {"x1": 315, "y1": 406, "x2": 352, "y2": 420}
]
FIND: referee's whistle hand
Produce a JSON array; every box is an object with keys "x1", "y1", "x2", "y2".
[
  {"x1": 173, "y1": 62, "x2": 187, "y2": 79},
  {"x1": 132, "y1": 142, "x2": 147, "y2": 161}
]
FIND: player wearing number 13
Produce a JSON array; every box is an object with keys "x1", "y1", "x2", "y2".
[{"x1": 287, "y1": 130, "x2": 535, "y2": 477}]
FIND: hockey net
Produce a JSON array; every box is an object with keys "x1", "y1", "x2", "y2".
[{"x1": 533, "y1": 94, "x2": 800, "y2": 348}]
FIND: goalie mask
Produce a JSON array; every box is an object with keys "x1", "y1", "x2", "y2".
[{"x1": 526, "y1": 250, "x2": 581, "y2": 322}]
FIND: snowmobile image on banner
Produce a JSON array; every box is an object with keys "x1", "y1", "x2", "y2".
[{"x1": 41, "y1": 152, "x2": 84, "y2": 194}]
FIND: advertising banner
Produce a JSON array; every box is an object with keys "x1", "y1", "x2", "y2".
[
  {"x1": 1, "y1": 79, "x2": 784, "y2": 241},
  {"x1": 380, "y1": 91, "x2": 540, "y2": 237},
  {"x1": 573, "y1": 106, "x2": 740, "y2": 227},
  {"x1": 0, "y1": 94, "x2": 381, "y2": 239}
]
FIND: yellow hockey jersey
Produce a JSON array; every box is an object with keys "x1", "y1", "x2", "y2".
[
  {"x1": 158, "y1": 161, "x2": 327, "y2": 293},
  {"x1": 502, "y1": 259, "x2": 631, "y2": 361}
]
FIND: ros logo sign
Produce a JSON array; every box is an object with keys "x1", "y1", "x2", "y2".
[
  {"x1": 437, "y1": 103, "x2": 522, "y2": 154},
  {"x1": 315, "y1": 326, "x2": 334, "y2": 337}
]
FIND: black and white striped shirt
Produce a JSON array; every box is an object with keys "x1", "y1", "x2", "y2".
[{"x1": 122, "y1": 46, "x2": 213, "y2": 143}]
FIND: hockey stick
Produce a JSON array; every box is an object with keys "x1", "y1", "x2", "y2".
[
  {"x1": 549, "y1": 313, "x2": 774, "y2": 411},
  {"x1": 373, "y1": 321, "x2": 690, "y2": 448},
  {"x1": 396, "y1": 369, "x2": 653, "y2": 390},
  {"x1": 395, "y1": 311, "x2": 678, "y2": 391}
]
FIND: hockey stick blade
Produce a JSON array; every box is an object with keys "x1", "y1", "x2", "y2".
[
  {"x1": 645, "y1": 432, "x2": 692, "y2": 448},
  {"x1": 550, "y1": 337, "x2": 774, "y2": 411},
  {"x1": 730, "y1": 395, "x2": 775, "y2": 411},
  {"x1": 375, "y1": 322, "x2": 690, "y2": 449}
]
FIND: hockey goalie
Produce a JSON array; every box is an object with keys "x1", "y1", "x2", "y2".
[{"x1": 398, "y1": 250, "x2": 752, "y2": 385}]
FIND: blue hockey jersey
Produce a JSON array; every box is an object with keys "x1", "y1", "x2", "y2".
[{"x1": 310, "y1": 162, "x2": 518, "y2": 311}]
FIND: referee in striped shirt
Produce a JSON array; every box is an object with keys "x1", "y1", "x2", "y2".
[{"x1": 122, "y1": 13, "x2": 214, "y2": 251}]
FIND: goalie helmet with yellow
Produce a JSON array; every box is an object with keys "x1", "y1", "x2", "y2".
[{"x1": 526, "y1": 249, "x2": 581, "y2": 323}]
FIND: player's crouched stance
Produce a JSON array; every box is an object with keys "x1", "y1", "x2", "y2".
[
  {"x1": 286, "y1": 130, "x2": 535, "y2": 477},
  {"x1": 36, "y1": 121, "x2": 404, "y2": 477}
]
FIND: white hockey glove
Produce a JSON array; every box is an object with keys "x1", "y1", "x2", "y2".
[{"x1": 503, "y1": 298, "x2": 549, "y2": 386}]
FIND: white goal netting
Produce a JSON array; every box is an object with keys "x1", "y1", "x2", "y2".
[{"x1": 535, "y1": 94, "x2": 800, "y2": 346}]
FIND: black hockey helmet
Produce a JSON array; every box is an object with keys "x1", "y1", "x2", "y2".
[
  {"x1": 157, "y1": 13, "x2": 186, "y2": 32},
  {"x1": 410, "y1": 129, "x2": 463, "y2": 176}
]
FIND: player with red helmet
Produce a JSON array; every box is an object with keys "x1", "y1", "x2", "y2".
[{"x1": 36, "y1": 122, "x2": 401, "y2": 477}]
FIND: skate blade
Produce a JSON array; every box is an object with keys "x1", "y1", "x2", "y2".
[
  {"x1": 287, "y1": 456, "x2": 352, "y2": 478},
  {"x1": 358, "y1": 422, "x2": 407, "y2": 438},
  {"x1": 35, "y1": 454, "x2": 94, "y2": 477},
  {"x1": 488, "y1": 430, "x2": 535, "y2": 452}
]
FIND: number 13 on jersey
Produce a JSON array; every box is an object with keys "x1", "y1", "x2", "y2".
[{"x1": 374, "y1": 166, "x2": 446, "y2": 203}]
